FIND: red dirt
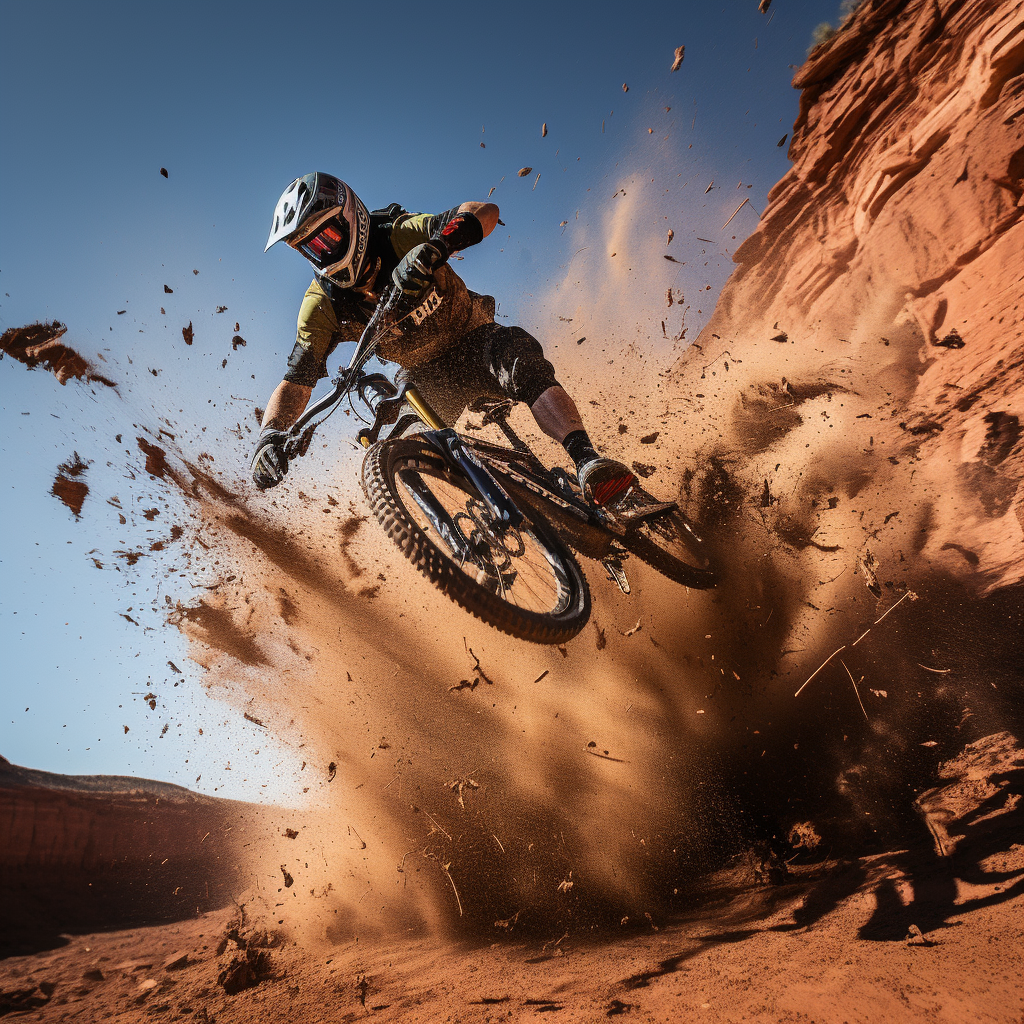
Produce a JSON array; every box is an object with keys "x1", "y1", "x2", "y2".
[
  {"x1": 51, "y1": 453, "x2": 90, "y2": 519},
  {"x1": 0, "y1": 322, "x2": 115, "y2": 388},
  {"x1": 2, "y1": 1, "x2": 1022, "y2": 1020}
]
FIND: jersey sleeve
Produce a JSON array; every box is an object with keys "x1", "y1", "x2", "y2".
[
  {"x1": 284, "y1": 280, "x2": 342, "y2": 386},
  {"x1": 389, "y1": 208, "x2": 462, "y2": 259}
]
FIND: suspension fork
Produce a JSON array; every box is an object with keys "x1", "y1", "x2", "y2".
[{"x1": 399, "y1": 386, "x2": 525, "y2": 532}]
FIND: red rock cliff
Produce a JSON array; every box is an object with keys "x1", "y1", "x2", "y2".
[{"x1": 673, "y1": 0, "x2": 1024, "y2": 596}]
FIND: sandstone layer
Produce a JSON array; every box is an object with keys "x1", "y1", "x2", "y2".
[{"x1": 0, "y1": 757, "x2": 263, "y2": 952}]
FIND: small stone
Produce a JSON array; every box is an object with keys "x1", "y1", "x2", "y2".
[
  {"x1": 163, "y1": 952, "x2": 189, "y2": 970},
  {"x1": 934, "y1": 328, "x2": 965, "y2": 349}
]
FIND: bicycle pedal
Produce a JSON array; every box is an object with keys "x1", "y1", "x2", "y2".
[
  {"x1": 615, "y1": 499, "x2": 678, "y2": 527},
  {"x1": 602, "y1": 557, "x2": 631, "y2": 594}
]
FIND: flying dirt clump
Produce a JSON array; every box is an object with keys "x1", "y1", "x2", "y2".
[
  {"x1": 51, "y1": 452, "x2": 90, "y2": 518},
  {"x1": 0, "y1": 321, "x2": 115, "y2": 387}
]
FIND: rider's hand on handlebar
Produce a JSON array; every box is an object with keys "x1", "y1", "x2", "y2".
[
  {"x1": 250, "y1": 428, "x2": 290, "y2": 490},
  {"x1": 392, "y1": 242, "x2": 446, "y2": 302}
]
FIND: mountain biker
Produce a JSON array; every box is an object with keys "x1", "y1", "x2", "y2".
[{"x1": 251, "y1": 172, "x2": 637, "y2": 507}]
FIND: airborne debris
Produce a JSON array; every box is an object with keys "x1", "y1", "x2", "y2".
[
  {"x1": 858, "y1": 550, "x2": 882, "y2": 597},
  {"x1": 759, "y1": 0, "x2": 772, "y2": 13},
  {"x1": 622, "y1": 83, "x2": 629, "y2": 92},
  {"x1": 541, "y1": 122, "x2": 548, "y2": 137},
  {"x1": 216, "y1": 305, "x2": 228, "y2": 314},
  {"x1": 667, "y1": 228, "x2": 674, "y2": 245},
  {"x1": 666, "y1": 288, "x2": 674, "y2": 307},
  {"x1": 163, "y1": 285, "x2": 173, "y2": 294},
  {"x1": 231, "y1": 335, "x2": 247, "y2": 350},
  {"x1": 771, "y1": 331, "x2": 789, "y2": 343},
  {"x1": 671, "y1": 46, "x2": 685, "y2": 72},
  {"x1": 182, "y1": 322, "x2": 193, "y2": 345},
  {"x1": 517, "y1": 167, "x2": 532, "y2": 177},
  {"x1": 787, "y1": 820, "x2": 821, "y2": 850},
  {"x1": 704, "y1": 181, "x2": 714, "y2": 194},
  {"x1": 52, "y1": 452, "x2": 90, "y2": 518},
  {"x1": 160, "y1": 167, "x2": 168, "y2": 177},
  {"x1": 448, "y1": 776, "x2": 480, "y2": 809},
  {"x1": 777, "y1": 133, "x2": 788, "y2": 147},
  {"x1": 327, "y1": 761, "x2": 337, "y2": 782},
  {"x1": 664, "y1": 254, "x2": 681, "y2": 263}
]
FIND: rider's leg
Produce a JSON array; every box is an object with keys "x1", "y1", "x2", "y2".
[
  {"x1": 482, "y1": 324, "x2": 638, "y2": 507},
  {"x1": 529, "y1": 385, "x2": 637, "y2": 506},
  {"x1": 261, "y1": 380, "x2": 313, "y2": 431},
  {"x1": 527, "y1": 385, "x2": 585, "y2": 442}
]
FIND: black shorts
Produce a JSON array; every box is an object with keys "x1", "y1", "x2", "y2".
[{"x1": 399, "y1": 322, "x2": 560, "y2": 427}]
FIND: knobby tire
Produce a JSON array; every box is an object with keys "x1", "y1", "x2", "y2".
[{"x1": 362, "y1": 437, "x2": 591, "y2": 644}]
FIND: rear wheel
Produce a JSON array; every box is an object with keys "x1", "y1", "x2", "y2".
[{"x1": 362, "y1": 437, "x2": 590, "y2": 644}]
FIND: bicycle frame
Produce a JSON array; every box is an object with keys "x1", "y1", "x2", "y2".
[{"x1": 281, "y1": 285, "x2": 696, "y2": 592}]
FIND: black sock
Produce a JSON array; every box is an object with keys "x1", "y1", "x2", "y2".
[{"x1": 562, "y1": 429, "x2": 598, "y2": 469}]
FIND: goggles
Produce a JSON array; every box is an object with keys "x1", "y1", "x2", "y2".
[{"x1": 292, "y1": 214, "x2": 351, "y2": 273}]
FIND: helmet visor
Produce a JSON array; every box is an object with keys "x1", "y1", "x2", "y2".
[{"x1": 292, "y1": 215, "x2": 351, "y2": 271}]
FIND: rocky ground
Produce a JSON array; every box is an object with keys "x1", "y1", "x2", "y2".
[{"x1": 2, "y1": 839, "x2": 1021, "y2": 1023}]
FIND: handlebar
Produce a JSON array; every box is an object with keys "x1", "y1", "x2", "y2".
[{"x1": 282, "y1": 285, "x2": 399, "y2": 458}]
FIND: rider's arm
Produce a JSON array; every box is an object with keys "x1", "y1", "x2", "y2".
[
  {"x1": 455, "y1": 201, "x2": 499, "y2": 237},
  {"x1": 390, "y1": 203, "x2": 499, "y2": 261},
  {"x1": 261, "y1": 380, "x2": 312, "y2": 431},
  {"x1": 263, "y1": 280, "x2": 345, "y2": 431}
]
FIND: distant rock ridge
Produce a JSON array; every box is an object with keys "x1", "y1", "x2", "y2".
[
  {"x1": 0, "y1": 755, "x2": 252, "y2": 874},
  {"x1": 0, "y1": 753, "x2": 218, "y2": 802}
]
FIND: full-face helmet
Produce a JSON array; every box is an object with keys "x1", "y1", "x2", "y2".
[{"x1": 265, "y1": 172, "x2": 371, "y2": 288}]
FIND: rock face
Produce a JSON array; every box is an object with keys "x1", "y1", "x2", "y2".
[
  {"x1": 675, "y1": 0, "x2": 1024, "y2": 594},
  {"x1": 0, "y1": 757, "x2": 255, "y2": 946}
]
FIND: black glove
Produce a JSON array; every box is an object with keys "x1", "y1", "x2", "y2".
[
  {"x1": 251, "y1": 428, "x2": 290, "y2": 490},
  {"x1": 392, "y1": 242, "x2": 446, "y2": 302}
]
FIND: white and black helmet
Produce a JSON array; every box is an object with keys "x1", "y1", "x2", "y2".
[{"x1": 265, "y1": 172, "x2": 371, "y2": 288}]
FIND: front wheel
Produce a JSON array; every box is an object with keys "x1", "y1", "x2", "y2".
[{"x1": 362, "y1": 437, "x2": 591, "y2": 644}]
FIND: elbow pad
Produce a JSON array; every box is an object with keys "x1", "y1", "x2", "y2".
[{"x1": 432, "y1": 210, "x2": 485, "y2": 258}]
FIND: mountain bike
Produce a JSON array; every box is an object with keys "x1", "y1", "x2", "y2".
[{"x1": 282, "y1": 286, "x2": 716, "y2": 644}]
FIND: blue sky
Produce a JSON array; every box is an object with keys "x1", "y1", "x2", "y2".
[{"x1": 0, "y1": 0, "x2": 841, "y2": 799}]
